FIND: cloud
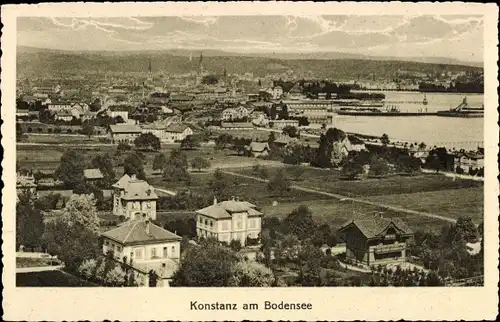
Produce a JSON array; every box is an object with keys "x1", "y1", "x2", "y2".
[{"x1": 17, "y1": 15, "x2": 483, "y2": 62}]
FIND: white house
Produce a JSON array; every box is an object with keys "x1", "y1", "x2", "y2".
[
  {"x1": 112, "y1": 174, "x2": 158, "y2": 220},
  {"x1": 101, "y1": 219, "x2": 181, "y2": 287},
  {"x1": 196, "y1": 197, "x2": 263, "y2": 246}
]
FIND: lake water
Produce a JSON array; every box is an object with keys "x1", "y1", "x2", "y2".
[{"x1": 332, "y1": 92, "x2": 484, "y2": 150}]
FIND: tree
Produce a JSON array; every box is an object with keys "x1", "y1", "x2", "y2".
[
  {"x1": 42, "y1": 216, "x2": 100, "y2": 272},
  {"x1": 60, "y1": 194, "x2": 100, "y2": 235},
  {"x1": 282, "y1": 205, "x2": 317, "y2": 240},
  {"x1": 267, "y1": 132, "x2": 276, "y2": 145},
  {"x1": 16, "y1": 192, "x2": 45, "y2": 251},
  {"x1": 191, "y1": 156, "x2": 211, "y2": 172},
  {"x1": 381, "y1": 133, "x2": 390, "y2": 145},
  {"x1": 163, "y1": 149, "x2": 190, "y2": 182},
  {"x1": 369, "y1": 156, "x2": 390, "y2": 176},
  {"x1": 267, "y1": 168, "x2": 290, "y2": 196},
  {"x1": 54, "y1": 149, "x2": 86, "y2": 189},
  {"x1": 209, "y1": 168, "x2": 230, "y2": 200},
  {"x1": 282, "y1": 125, "x2": 299, "y2": 138},
  {"x1": 123, "y1": 153, "x2": 146, "y2": 180},
  {"x1": 153, "y1": 153, "x2": 167, "y2": 172},
  {"x1": 170, "y1": 240, "x2": 239, "y2": 286},
  {"x1": 229, "y1": 261, "x2": 275, "y2": 287},
  {"x1": 297, "y1": 243, "x2": 323, "y2": 286},
  {"x1": 105, "y1": 265, "x2": 127, "y2": 286},
  {"x1": 180, "y1": 135, "x2": 201, "y2": 150},
  {"x1": 78, "y1": 258, "x2": 98, "y2": 280},
  {"x1": 89, "y1": 153, "x2": 116, "y2": 188},
  {"x1": 229, "y1": 239, "x2": 242, "y2": 252},
  {"x1": 342, "y1": 157, "x2": 364, "y2": 180},
  {"x1": 134, "y1": 133, "x2": 161, "y2": 151},
  {"x1": 81, "y1": 120, "x2": 95, "y2": 140}
]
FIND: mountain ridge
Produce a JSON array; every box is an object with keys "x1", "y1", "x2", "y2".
[{"x1": 17, "y1": 46, "x2": 483, "y2": 68}]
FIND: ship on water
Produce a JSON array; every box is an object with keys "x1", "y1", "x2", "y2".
[
  {"x1": 336, "y1": 105, "x2": 435, "y2": 117},
  {"x1": 436, "y1": 97, "x2": 484, "y2": 118}
]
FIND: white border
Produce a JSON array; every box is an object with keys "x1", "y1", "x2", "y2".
[{"x1": 2, "y1": 2, "x2": 499, "y2": 321}]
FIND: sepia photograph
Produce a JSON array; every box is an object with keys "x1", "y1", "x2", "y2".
[{"x1": 2, "y1": 2, "x2": 499, "y2": 321}]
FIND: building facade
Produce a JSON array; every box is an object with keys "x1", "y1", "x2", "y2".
[
  {"x1": 337, "y1": 215, "x2": 414, "y2": 267},
  {"x1": 196, "y1": 198, "x2": 263, "y2": 246},
  {"x1": 101, "y1": 219, "x2": 181, "y2": 287},
  {"x1": 112, "y1": 174, "x2": 158, "y2": 220},
  {"x1": 108, "y1": 124, "x2": 143, "y2": 143}
]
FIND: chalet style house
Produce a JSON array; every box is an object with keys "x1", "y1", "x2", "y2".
[
  {"x1": 101, "y1": 219, "x2": 182, "y2": 287},
  {"x1": 337, "y1": 214, "x2": 414, "y2": 267},
  {"x1": 196, "y1": 197, "x2": 263, "y2": 246},
  {"x1": 112, "y1": 174, "x2": 158, "y2": 220}
]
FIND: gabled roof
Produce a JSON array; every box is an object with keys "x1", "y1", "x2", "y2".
[
  {"x1": 109, "y1": 124, "x2": 142, "y2": 133},
  {"x1": 338, "y1": 216, "x2": 413, "y2": 239},
  {"x1": 196, "y1": 200, "x2": 262, "y2": 219},
  {"x1": 122, "y1": 180, "x2": 158, "y2": 200},
  {"x1": 102, "y1": 220, "x2": 181, "y2": 246},
  {"x1": 249, "y1": 142, "x2": 270, "y2": 152},
  {"x1": 165, "y1": 124, "x2": 191, "y2": 133},
  {"x1": 112, "y1": 174, "x2": 131, "y2": 189},
  {"x1": 221, "y1": 122, "x2": 253, "y2": 128},
  {"x1": 83, "y1": 168, "x2": 104, "y2": 180}
]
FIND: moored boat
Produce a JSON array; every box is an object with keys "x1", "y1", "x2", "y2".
[{"x1": 436, "y1": 97, "x2": 484, "y2": 118}]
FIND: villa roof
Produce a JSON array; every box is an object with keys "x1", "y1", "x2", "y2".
[
  {"x1": 338, "y1": 216, "x2": 413, "y2": 240},
  {"x1": 196, "y1": 200, "x2": 261, "y2": 219},
  {"x1": 83, "y1": 168, "x2": 104, "y2": 180},
  {"x1": 102, "y1": 220, "x2": 181, "y2": 246},
  {"x1": 109, "y1": 124, "x2": 142, "y2": 133},
  {"x1": 165, "y1": 124, "x2": 191, "y2": 133},
  {"x1": 112, "y1": 174, "x2": 131, "y2": 189},
  {"x1": 121, "y1": 180, "x2": 158, "y2": 200}
]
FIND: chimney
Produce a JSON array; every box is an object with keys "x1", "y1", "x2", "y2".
[{"x1": 213, "y1": 196, "x2": 217, "y2": 205}]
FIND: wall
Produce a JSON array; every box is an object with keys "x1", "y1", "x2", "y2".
[{"x1": 103, "y1": 238, "x2": 180, "y2": 263}]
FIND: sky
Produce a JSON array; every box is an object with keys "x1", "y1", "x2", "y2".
[{"x1": 17, "y1": 15, "x2": 484, "y2": 62}]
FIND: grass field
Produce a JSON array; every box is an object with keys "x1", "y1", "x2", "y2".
[
  {"x1": 234, "y1": 165, "x2": 483, "y2": 197},
  {"x1": 16, "y1": 270, "x2": 97, "y2": 287},
  {"x1": 363, "y1": 187, "x2": 483, "y2": 223},
  {"x1": 17, "y1": 142, "x2": 282, "y2": 173}
]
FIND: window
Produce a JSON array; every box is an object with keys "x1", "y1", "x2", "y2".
[
  {"x1": 134, "y1": 248, "x2": 143, "y2": 259},
  {"x1": 117, "y1": 245, "x2": 122, "y2": 252},
  {"x1": 198, "y1": 216, "x2": 202, "y2": 223},
  {"x1": 151, "y1": 247, "x2": 157, "y2": 258},
  {"x1": 163, "y1": 247, "x2": 168, "y2": 258},
  {"x1": 210, "y1": 220, "x2": 214, "y2": 227},
  {"x1": 104, "y1": 240, "x2": 109, "y2": 246},
  {"x1": 204, "y1": 219, "x2": 208, "y2": 225},
  {"x1": 171, "y1": 246, "x2": 175, "y2": 255},
  {"x1": 147, "y1": 201, "x2": 151, "y2": 209}
]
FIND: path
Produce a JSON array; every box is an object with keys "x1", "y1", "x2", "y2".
[
  {"x1": 153, "y1": 187, "x2": 177, "y2": 196},
  {"x1": 221, "y1": 170, "x2": 457, "y2": 224},
  {"x1": 16, "y1": 265, "x2": 64, "y2": 273}
]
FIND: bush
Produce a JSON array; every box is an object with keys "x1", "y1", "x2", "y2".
[
  {"x1": 67, "y1": 129, "x2": 72, "y2": 134},
  {"x1": 117, "y1": 142, "x2": 131, "y2": 151},
  {"x1": 78, "y1": 259, "x2": 98, "y2": 280}
]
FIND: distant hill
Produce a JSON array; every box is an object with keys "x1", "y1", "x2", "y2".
[{"x1": 17, "y1": 46, "x2": 483, "y2": 79}]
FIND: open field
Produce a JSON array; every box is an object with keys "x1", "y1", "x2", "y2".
[
  {"x1": 149, "y1": 172, "x2": 330, "y2": 206},
  {"x1": 17, "y1": 142, "x2": 282, "y2": 173},
  {"x1": 261, "y1": 198, "x2": 447, "y2": 233},
  {"x1": 364, "y1": 187, "x2": 483, "y2": 223},
  {"x1": 234, "y1": 165, "x2": 483, "y2": 197},
  {"x1": 16, "y1": 270, "x2": 97, "y2": 287}
]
